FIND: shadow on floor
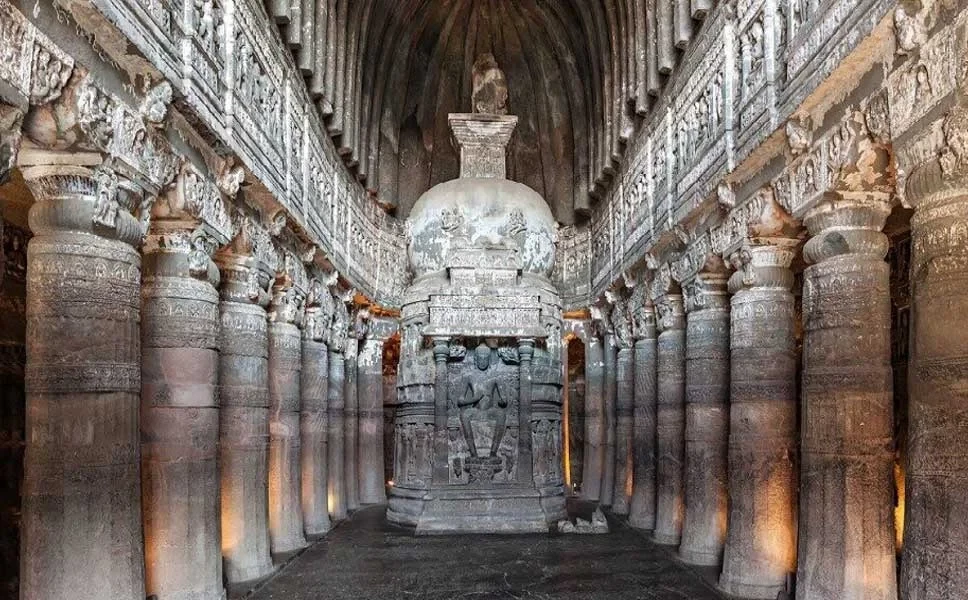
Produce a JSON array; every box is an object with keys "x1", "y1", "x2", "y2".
[{"x1": 243, "y1": 505, "x2": 728, "y2": 600}]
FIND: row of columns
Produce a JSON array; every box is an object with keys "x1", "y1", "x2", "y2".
[
  {"x1": 14, "y1": 162, "x2": 392, "y2": 600},
  {"x1": 578, "y1": 177, "x2": 965, "y2": 599}
]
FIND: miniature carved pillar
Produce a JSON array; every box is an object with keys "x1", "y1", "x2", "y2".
[
  {"x1": 601, "y1": 331, "x2": 617, "y2": 507},
  {"x1": 216, "y1": 225, "x2": 275, "y2": 584},
  {"x1": 267, "y1": 260, "x2": 308, "y2": 554},
  {"x1": 327, "y1": 348, "x2": 347, "y2": 520},
  {"x1": 344, "y1": 334, "x2": 360, "y2": 511},
  {"x1": 629, "y1": 301, "x2": 658, "y2": 530},
  {"x1": 719, "y1": 242, "x2": 798, "y2": 598},
  {"x1": 900, "y1": 123, "x2": 968, "y2": 599},
  {"x1": 580, "y1": 330, "x2": 606, "y2": 501},
  {"x1": 519, "y1": 338, "x2": 535, "y2": 486},
  {"x1": 679, "y1": 266, "x2": 730, "y2": 566},
  {"x1": 300, "y1": 292, "x2": 331, "y2": 536},
  {"x1": 20, "y1": 166, "x2": 146, "y2": 600},
  {"x1": 797, "y1": 194, "x2": 896, "y2": 600},
  {"x1": 653, "y1": 292, "x2": 686, "y2": 545},
  {"x1": 612, "y1": 345, "x2": 634, "y2": 515},
  {"x1": 141, "y1": 191, "x2": 226, "y2": 600},
  {"x1": 359, "y1": 322, "x2": 391, "y2": 505},
  {"x1": 432, "y1": 337, "x2": 451, "y2": 485}
]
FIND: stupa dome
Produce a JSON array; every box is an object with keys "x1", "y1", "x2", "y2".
[{"x1": 406, "y1": 177, "x2": 557, "y2": 279}]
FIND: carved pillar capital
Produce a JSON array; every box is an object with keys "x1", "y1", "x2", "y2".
[
  {"x1": 727, "y1": 238, "x2": 799, "y2": 293},
  {"x1": 682, "y1": 261, "x2": 730, "y2": 313},
  {"x1": 802, "y1": 192, "x2": 892, "y2": 264},
  {"x1": 655, "y1": 293, "x2": 685, "y2": 332},
  {"x1": 269, "y1": 248, "x2": 308, "y2": 326},
  {"x1": 904, "y1": 105, "x2": 968, "y2": 209},
  {"x1": 215, "y1": 215, "x2": 276, "y2": 306},
  {"x1": 21, "y1": 162, "x2": 151, "y2": 248},
  {"x1": 604, "y1": 287, "x2": 633, "y2": 349}
]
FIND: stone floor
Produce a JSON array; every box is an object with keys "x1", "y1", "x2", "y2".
[{"x1": 246, "y1": 506, "x2": 727, "y2": 600}]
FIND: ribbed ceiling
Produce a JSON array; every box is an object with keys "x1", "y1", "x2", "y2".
[{"x1": 269, "y1": 0, "x2": 712, "y2": 224}]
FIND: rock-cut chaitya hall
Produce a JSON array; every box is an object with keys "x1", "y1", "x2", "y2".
[{"x1": 0, "y1": 0, "x2": 966, "y2": 598}]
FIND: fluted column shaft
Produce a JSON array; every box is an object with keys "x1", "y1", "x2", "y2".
[
  {"x1": 20, "y1": 167, "x2": 145, "y2": 600},
  {"x1": 268, "y1": 316, "x2": 308, "y2": 553},
  {"x1": 602, "y1": 332, "x2": 617, "y2": 507},
  {"x1": 654, "y1": 293, "x2": 685, "y2": 545},
  {"x1": 720, "y1": 243, "x2": 798, "y2": 599},
  {"x1": 629, "y1": 307, "x2": 658, "y2": 530},
  {"x1": 612, "y1": 346, "x2": 634, "y2": 514},
  {"x1": 301, "y1": 332, "x2": 330, "y2": 536},
  {"x1": 141, "y1": 224, "x2": 224, "y2": 600},
  {"x1": 796, "y1": 195, "x2": 896, "y2": 600},
  {"x1": 581, "y1": 331, "x2": 606, "y2": 501},
  {"x1": 344, "y1": 336, "x2": 360, "y2": 511},
  {"x1": 900, "y1": 153, "x2": 968, "y2": 599},
  {"x1": 680, "y1": 273, "x2": 730, "y2": 566},
  {"x1": 216, "y1": 251, "x2": 274, "y2": 584},
  {"x1": 328, "y1": 348, "x2": 347, "y2": 520},
  {"x1": 359, "y1": 335, "x2": 387, "y2": 505}
]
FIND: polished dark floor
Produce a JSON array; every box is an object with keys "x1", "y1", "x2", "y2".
[{"x1": 247, "y1": 505, "x2": 727, "y2": 600}]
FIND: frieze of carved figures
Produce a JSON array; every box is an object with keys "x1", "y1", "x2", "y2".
[
  {"x1": 0, "y1": 0, "x2": 74, "y2": 105},
  {"x1": 0, "y1": 105, "x2": 24, "y2": 185}
]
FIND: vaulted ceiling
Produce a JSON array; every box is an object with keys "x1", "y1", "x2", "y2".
[{"x1": 270, "y1": 0, "x2": 712, "y2": 224}]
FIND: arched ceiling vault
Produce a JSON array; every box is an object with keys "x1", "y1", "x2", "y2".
[{"x1": 268, "y1": 0, "x2": 713, "y2": 224}]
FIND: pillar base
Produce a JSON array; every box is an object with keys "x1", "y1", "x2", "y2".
[
  {"x1": 678, "y1": 548, "x2": 721, "y2": 567},
  {"x1": 652, "y1": 531, "x2": 680, "y2": 546},
  {"x1": 718, "y1": 576, "x2": 785, "y2": 600}
]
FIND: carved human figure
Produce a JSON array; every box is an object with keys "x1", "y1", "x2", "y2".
[{"x1": 456, "y1": 343, "x2": 507, "y2": 458}]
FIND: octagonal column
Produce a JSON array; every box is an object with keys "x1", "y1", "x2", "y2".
[
  {"x1": 612, "y1": 346, "x2": 634, "y2": 514},
  {"x1": 267, "y1": 252, "x2": 309, "y2": 554},
  {"x1": 580, "y1": 327, "x2": 606, "y2": 502},
  {"x1": 328, "y1": 292, "x2": 350, "y2": 521},
  {"x1": 344, "y1": 331, "x2": 360, "y2": 512},
  {"x1": 900, "y1": 117, "x2": 968, "y2": 599},
  {"x1": 796, "y1": 194, "x2": 896, "y2": 600},
  {"x1": 301, "y1": 279, "x2": 333, "y2": 536},
  {"x1": 679, "y1": 264, "x2": 730, "y2": 566},
  {"x1": 20, "y1": 165, "x2": 146, "y2": 600},
  {"x1": 215, "y1": 219, "x2": 275, "y2": 585},
  {"x1": 359, "y1": 317, "x2": 395, "y2": 505},
  {"x1": 601, "y1": 330, "x2": 617, "y2": 507},
  {"x1": 719, "y1": 239, "x2": 799, "y2": 598},
  {"x1": 653, "y1": 292, "x2": 686, "y2": 545},
  {"x1": 140, "y1": 167, "x2": 231, "y2": 600},
  {"x1": 628, "y1": 299, "x2": 657, "y2": 530}
]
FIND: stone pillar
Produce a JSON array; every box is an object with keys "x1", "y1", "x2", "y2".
[
  {"x1": 140, "y1": 169, "x2": 230, "y2": 600},
  {"x1": 431, "y1": 337, "x2": 452, "y2": 485},
  {"x1": 359, "y1": 318, "x2": 393, "y2": 505},
  {"x1": 580, "y1": 328, "x2": 606, "y2": 501},
  {"x1": 628, "y1": 300, "x2": 657, "y2": 530},
  {"x1": 344, "y1": 332, "x2": 360, "y2": 512},
  {"x1": 679, "y1": 265, "x2": 730, "y2": 566},
  {"x1": 267, "y1": 253, "x2": 308, "y2": 554},
  {"x1": 796, "y1": 194, "x2": 896, "y2": 600},
  {"x1": 20, "y1": 165, "x2": 146, "y2": 599},
  {"x1": 720, "y1": 228, "x2": 799, "y2": 597},
  {"x1": 216, "y1": 219, "x2": 275, "y2": 585},
  {"x1": 328, "y1": 290, "x2": 350, "y2": 520},
  {"x1": 900, "y1": 115, "x2": 968, "y2": 599},
  {"x1": 613, "y1": 346, "x2": 634, "y2": 515},
  {"x1": 653, "y1": 292, "x2": 685, "y2": 545},
  {"x1": 518, "y1": 338, "x2": 535, "y2": 486},
  {"x1": 601, "y1": 331, "x2": 617, "y2": 507},
  {"x1": 301, "y1": 280, "x2": 332, "y2": 536}
]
